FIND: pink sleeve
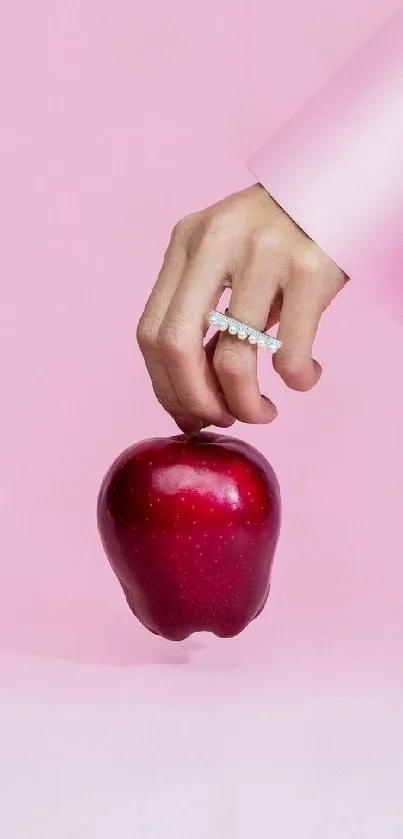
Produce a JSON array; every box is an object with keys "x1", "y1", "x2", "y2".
[{"x1": 247, "y1": 8, "x2": 403, "y2": 323}]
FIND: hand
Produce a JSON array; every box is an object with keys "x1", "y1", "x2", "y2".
[{"x1": 137, "y1": 185, "x2": 347, "y2": 432}]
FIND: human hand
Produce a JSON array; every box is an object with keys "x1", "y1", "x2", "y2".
[{"x1": 137, "y1": 185, "x2": 347, "y2": 433}]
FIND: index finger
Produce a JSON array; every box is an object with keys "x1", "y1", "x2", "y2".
[{"x1": 158, "y1": 239, "x2": 235, "y2": 427}]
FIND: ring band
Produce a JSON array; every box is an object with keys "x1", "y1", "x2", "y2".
[{"x1": 207, "y1": 310, "x2": 282, "y2": 354}]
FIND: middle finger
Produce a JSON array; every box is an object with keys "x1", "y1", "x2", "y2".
[{"x1": 213, "y1": 248, "x2": 283, "y2": 423}]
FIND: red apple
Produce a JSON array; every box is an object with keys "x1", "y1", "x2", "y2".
[{"x1": 97, "y1": 432, "x2": 281, "y2": 641}]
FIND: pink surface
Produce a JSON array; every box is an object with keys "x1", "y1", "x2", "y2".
[
  {"x1": 1, "y1": 1, "x2": 402, "y2": 835},
  {"x1": 249, "y1": 6, "x2": 403, "y2": 323},
  {"x1": 2, "y1": 659, "x2": 403, "y2": 838}
]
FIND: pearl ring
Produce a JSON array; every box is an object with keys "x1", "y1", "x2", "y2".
[{"x1": 207, "y1": 310, "x2": 282, "y2": 354}]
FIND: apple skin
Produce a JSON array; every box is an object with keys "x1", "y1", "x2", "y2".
[{"x1": 97, "y1": 432, "x2": 281, "y2": 641}]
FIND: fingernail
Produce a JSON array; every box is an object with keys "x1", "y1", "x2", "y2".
[
  {"x1": 314, "y1": 361, "x2": 323, "y2": 383},
  {"x1": 262, "y1": 396, "x2": 278, "y2": 421}
]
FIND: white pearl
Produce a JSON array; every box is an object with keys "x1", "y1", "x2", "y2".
[{"x1": 208, "y1": 311, "x2": 282, "y2": 354}]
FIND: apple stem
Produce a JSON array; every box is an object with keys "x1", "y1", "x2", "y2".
[{"x1": 185, "y1": 422, "x2": 205, "y2": 442}]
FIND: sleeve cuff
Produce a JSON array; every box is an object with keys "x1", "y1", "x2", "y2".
[{"x1": 247, "y1": 8, "x2": 403, "y2": 323}]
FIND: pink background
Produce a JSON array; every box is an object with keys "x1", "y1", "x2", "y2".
[{"x1": 1, "y1": 1, "x2": 402, "y2": 836}]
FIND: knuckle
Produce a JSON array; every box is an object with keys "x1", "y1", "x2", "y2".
[
  {"x1": 136, "y1": 317, "x2": 157, "y2": 353},
  {"x1": 214, "y1": 347, "x2": 250, "y2": 380},
  {"x1": 200, "y1": 210, "x2": 232, "y2": 239},
  {"x1": 171, "y1": 214, "x2": 195, "y2": 242},
  {"x1": 157, "y1": 325, "x2": 188, "y2": 359},
  {"x1": 249, "y1": 228, "x2": 284, "y2": 257},
  {"x1": 295, "y1": 248, "x2": 325, "y2": 280},
  {"x1": 274, "y1": 353, "x2": 305, "y2": 381},
  {"x1": 273, "y1": 353, "x2": 317, "y2": 391},
  {"x1": 171, "y1": 218, "x2": 187, "y2": 241}
]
